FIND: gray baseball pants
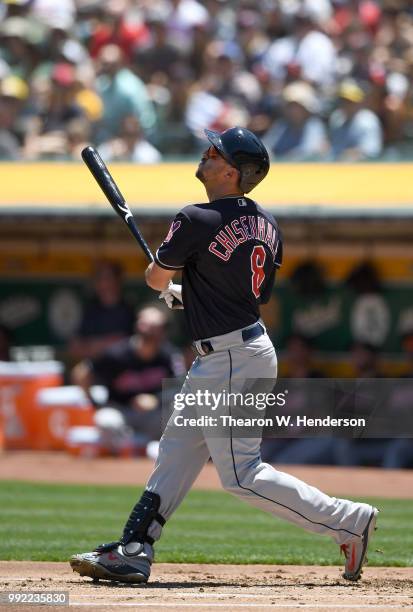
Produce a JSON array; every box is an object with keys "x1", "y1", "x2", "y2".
[{"x1": 146, "y1": 326, "x2": 372, "y2": 545}]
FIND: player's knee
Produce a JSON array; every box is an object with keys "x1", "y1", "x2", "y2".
[
  {"x1": 219, "y1": 470, "x2": 250, "y2": 495},
  {"x1": 222, "y1": 482, "x2": 241, "y2": 496},
  {"x1": 221, "y1": 476, "x2": 257, "y2": 499},
  {"x1": 217, "y1": 470, "x2": 239, "y2": 494},
  {"x1": 218, "y1": 459, "x2": 263, "y2": 495}
]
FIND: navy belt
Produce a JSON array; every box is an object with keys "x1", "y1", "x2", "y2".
[
  {"x1": 242, "y1": 322, "x2": 265, "y2": 343},
  {"x1": 195, "y1": 322, "x2": 264, "y2": 356}
]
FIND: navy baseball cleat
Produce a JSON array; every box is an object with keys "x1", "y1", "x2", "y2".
[
  {"x1": 70, "y1": 541, "x2": 153, "y2": 584},
  {"x1": 341, "y1": 507, "x2": 379, "y2": 581}
]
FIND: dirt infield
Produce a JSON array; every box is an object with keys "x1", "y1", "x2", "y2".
[
  {"x1": 1, "y1": 562, "x2": 412, "y2": 611},
  {"x1": 1, "y1": 452, "x2": 412, "y2": 610}
]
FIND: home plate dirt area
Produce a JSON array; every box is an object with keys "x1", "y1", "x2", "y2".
[{"x1": 1, "y1": 562, "x2": 412, "y2": 611}]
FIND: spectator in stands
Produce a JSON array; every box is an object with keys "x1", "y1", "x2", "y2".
[
  {"x1": 0, "y1": 75, "x2": 28, "y2": 159},
  {"x1": 23, "y1": 62, "x2": 85, "y2": 159},
  {"x1": 88, "y1": 0, "x2": 149, "y2": 62},
  {"x1": 69, "y1": 260, "x2": 135, "y2": 361},
  {"x1": 236, "y1": 8, "x2": 270, "y2": 71},
  {"x1": 153, "y1": 62, "x2": 196, "y2": 154},
  {"x1": 185, "y1": 40, "x2": 254, "y2": 146},
  {"x1": 350, "y1": 341, "x2": 382, "y2": 379},
  {"x1": 284, "y1": 334, "x2": 324, "y2": 379},
  {"x1": 375, "y1": 67, "x2": 413, "y2": 155},
  {"x1": 72, "y1": 64, "x2": 104, "y2": 126},
  {"x1": 263, "y1": 81, "x2": 328, "y2": 160},
  {"x1": 99, "y1": 115, "x2": 162, "y2": 163},
  {"x1": 94, "y1": 43, "x2": 157, "y2": 143},
  {"x1": 201, "y1": 40, "x2": 262, "y2": 110},
  {"x1": 72, "y1": 305, "x2": 185, "y2": 445},
  {"x1": 185, "y1": 84, "x2": 249, "y2": 149},
  {"x1": 65, "y1": 117, "x2": 92, "y2": 160},
  {"x1": 261, "y1": 5, "x2": 336, "y2": 87},
  {"x1": 328, "y1": 80, "x2": 383, "y2": 160},
  {"x1": 35, "y1": 0, "x2": 75, "y2": 28},
  {"x1": 134, "y1": 13, "x2": 181, "y2": 83},
  {"x1": 0, "y1": 15, "x2": 45, "y2": 78},
  {"x1": 166, "y1": 0, "x2": 210, "y2": 54},
  {"x1": 35, "y1": 7, "x2": 75, "y2": 67}
]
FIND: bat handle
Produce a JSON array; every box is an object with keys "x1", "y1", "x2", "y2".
[{"x1": 127, "y1": 219, "x2": 154, "y2": 263}]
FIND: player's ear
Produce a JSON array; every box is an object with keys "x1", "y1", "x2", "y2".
[{"x1": 226, "y1": 167, "x2": 238, "y2": 179}]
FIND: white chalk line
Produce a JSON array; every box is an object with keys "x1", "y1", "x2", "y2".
[
  {"x1": 69, "y1": 604, "x2": 409, "y2": 609},
  {"x1": 3, "y1": 581, "x2": 411, "y2": 601},
  {"x1": 70, "y1": 592, "x2": 413, "y2": 600}
]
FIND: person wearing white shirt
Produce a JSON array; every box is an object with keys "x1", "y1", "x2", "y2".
[{"x1": 262, "y1": 10, "x2": 336, "y2": 87}]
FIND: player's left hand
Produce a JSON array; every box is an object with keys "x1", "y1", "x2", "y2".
[{"x1": 159, "y1": 281, "x2": 184, "y2": 309}]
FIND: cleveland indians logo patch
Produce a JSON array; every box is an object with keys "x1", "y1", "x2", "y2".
[{"x1": 164, "y1": 220, "x2": 181, "y2": 243}]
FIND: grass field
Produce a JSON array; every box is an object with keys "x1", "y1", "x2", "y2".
[{"x1": 0, "y1": 481, "x2": 411, "y2": 567}]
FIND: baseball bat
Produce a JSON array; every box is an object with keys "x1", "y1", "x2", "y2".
[{"x1": 81, "y1": 146, "x2": 154, "y2": 262}]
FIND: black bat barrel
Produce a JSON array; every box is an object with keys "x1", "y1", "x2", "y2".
[
  {"x1": 81, "y1": 146, "x2": 126, "y2": 208},
  {"x1": 81, "y1": 145, "x2": 154, "y2": 263}
]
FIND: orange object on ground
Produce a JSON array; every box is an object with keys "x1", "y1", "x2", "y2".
[
  {"x1": 35, "y1": 386, "x2": 95, "y2": 451},
  {"x1": 0, "y1": 362, "x2": 63, "y2": 449}
]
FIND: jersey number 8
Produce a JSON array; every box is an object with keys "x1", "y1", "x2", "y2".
[{"x1": 251, "y1": 245, "x2": 266, "y2": 298}]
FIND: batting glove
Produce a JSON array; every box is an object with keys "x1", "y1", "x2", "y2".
[{"x1": 159, "y1": 281, "x2": 184, "y2": 310}]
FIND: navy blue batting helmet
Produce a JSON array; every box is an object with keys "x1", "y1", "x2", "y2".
[{"x1": 204, "y1": 126, "x2": 270, "y2": 193}]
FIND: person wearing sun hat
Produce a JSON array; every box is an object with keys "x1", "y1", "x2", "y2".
[
  {"x1": 328, "y1": 79, "x2": 383, "y2": 160},
  {"x1": 263, "y1": 80, "x2": 328, "y2": 160},
  {"x1": 0, "y1": 73, "x2": 29, "y2": 100}
]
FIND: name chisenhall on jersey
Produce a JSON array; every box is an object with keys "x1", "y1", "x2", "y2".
[{"x1": 208, "y1": 214, "x2": 278, "y2": 262}]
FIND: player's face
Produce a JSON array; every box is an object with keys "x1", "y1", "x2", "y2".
[{"x1": 196, "y1": 145, "x2": 235, "y2": 187}]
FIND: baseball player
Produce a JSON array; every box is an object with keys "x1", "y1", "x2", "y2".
[{"x1": 70, "y1": 127, "x2": 378, "y2": 584}]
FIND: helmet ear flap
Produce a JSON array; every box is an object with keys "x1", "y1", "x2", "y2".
[{"x1": 239, "y1": 164, "x2": 267, "y2": 194}]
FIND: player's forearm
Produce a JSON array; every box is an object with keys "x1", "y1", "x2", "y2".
[{"x1": 145, "y1": 262, "x2": 175, "y2": 291}]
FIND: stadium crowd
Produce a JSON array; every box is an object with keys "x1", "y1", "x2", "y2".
[{"x1": 1, "y1": 0, "x2": 413, "y2": 161}]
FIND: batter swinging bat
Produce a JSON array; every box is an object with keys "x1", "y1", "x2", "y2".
[{"x1": 81, "y1": 146, "x2": 154, "y2": 262}]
